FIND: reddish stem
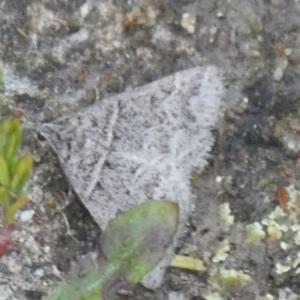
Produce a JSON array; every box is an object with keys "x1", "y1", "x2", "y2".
[{"x1": 0, "y1": 222, "x2": 13, "y2": 258}]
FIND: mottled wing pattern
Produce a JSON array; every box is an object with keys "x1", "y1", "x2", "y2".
[{"x1": 41, "y1": 66, "x2": 224, "y2": 289}]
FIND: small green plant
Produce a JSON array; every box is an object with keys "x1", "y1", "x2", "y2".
[
  {"x1": 48, "y1": 200, "x2": 179, "y2": 300},
  {"x1": 0, "y1": 117, "x2": 33, "y2": 257}
]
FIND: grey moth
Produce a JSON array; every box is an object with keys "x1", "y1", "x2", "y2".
[{"x1": 41, "y1": 66, "x2": 224, "y2": 289}]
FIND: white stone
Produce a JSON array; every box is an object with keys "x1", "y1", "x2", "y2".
[
  {"x1": 169, "y1": 292, "x2": 187, "y2": 300},
  {"x1": 20, "y1": 210, "x2": 35, "y2": 222},
  {"x1": 216, "y1": 176, "x2": 222, "y2": 183},
  {"x1": 273, "y1": 67, "x2": 284, "y2": 81},
  {"x1": 181, "y1": 13, "x2": 196, "y2": 34},
  {"x1": 34, "y1": 268, "x2": 44, "y2": 277},
  {"x1": 44, "y1": 245, "x2": 51, "y2": 253},
  {"x1": 80, "y1": 2, "x2": 91, "y2": 19}
]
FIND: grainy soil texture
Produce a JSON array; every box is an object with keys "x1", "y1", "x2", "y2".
[{"x1": 1, "y1": 0, "x2": 300, "y2": 299}]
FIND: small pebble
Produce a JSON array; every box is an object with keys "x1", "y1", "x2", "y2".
[
  {"x1": 176, "y1": 39, "x2": 195, "y2": 55},
  {"x1": 280, "y1": 241, "x2": 289, "y2": 251},
  {"x1": 216, "y1": 11, "x2": 224, "y2": 18},
  {"x1": 273, "y1": 56, "x2": 288, "y2": 81},
  {"x1": 273, "y1": 67, "x2": 284, "y2": 81},
  {"x1": 80, "y1": 3, "x2": 91, "y2": 19},
  {"x1": 284, "y1": 48, "x2": 292, "y2": 56},
  {"x1": 52, "y1": 265, "x2": 63, "y2": 279},
  {"x1": 51, "y1": 45, "x2": 66, "y2": 65},
  {"x1": 209, "y1": 26, "x2": 218, "y2": 43},
  {"x1": 181, "y1": 13, "x2": 196, "y2": 34},
  {"x1": 113, "y1": 41, "x2": 121, "y2": 50},
  {"x1": 287, "y1": 141, "x2": 296, "y2": 150},
  {"x1": 20, "y1": 210, "x2": 35, "y2": 222},
  {"x1": 34, "y1": 268, "x2": 44, "y2": 277},
  {"x1": 251, "y1": 49, "x2": 261, "y2": 58},
  {"x1": 43, "y1": 245, "x2": 51, "y2": 253},
  {"x1": 216, "y1": 176, "x2": 222, "y2": 183},
  {"x1": 169, "y1": 291, "x2": 187, "y2": 300}
]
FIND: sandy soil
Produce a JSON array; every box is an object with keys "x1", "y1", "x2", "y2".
[{"x1": 1, "y1": 0, "x2": 300, "y2": 299}]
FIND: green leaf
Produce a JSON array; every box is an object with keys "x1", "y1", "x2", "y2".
[
  {"x1": 10, "y1": 154, "x2": 33, "y2": 194},
  {"x1": 0, "y1": 155, "x2": 10, "y2": 187},
  {"x1": 5, "y1": 193, "x2": 28, "y2": 224},
  {"x1": 47, "y1": 201, "x2": 179, "y2": 300},
  {"x1": 0, "y1": 121, "x2": 11, "y2": 156},
  {"x1": 0, "y1": 187, "x2": 10, "y2": 206},
  {"x1": 3, "y1": 119, "x2": 21, "y2": 163},
  {"x1": 47, "y1": 266, "x2": 111, "y2": 300},
  {"x1": 101, "y1": 200, "x2": 179, "y2": 284}
]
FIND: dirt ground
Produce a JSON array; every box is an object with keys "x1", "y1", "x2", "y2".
[{"x1": 1, "y1": 0, "x2": 300, "y2": 299}]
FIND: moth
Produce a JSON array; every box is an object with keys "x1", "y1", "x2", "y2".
[{"x1": 40, "y1": 66, "x2": 224, "y2": 289}]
